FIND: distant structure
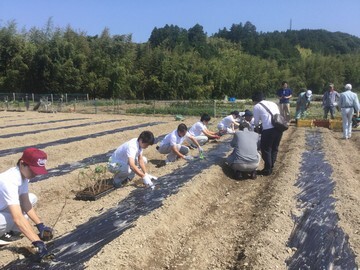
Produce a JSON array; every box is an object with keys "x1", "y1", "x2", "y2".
[{"x1": 290, "y1": 19, "x2": 292, "y2": 31}]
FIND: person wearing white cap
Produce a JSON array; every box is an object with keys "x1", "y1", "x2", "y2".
[
  {"x1": 339, "y1": 83, "x2": 360, "y2": 139},
  {"x1": 295, "y1": 89, "x2": 312, "y2": 120},
  {"x1": 0, "y1": 148, "x2": 52, "y2": 261}
]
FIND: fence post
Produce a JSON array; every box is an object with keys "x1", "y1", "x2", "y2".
[
  {"x1": 13, "y1": 93, "x2": 15, "y2": 101},
  {"x1": 65, "y1": 93, "x2": 68, "y2": 103},
  {"x1": 32, "y1": 93, "x2": 34, "y2": 102},
  {"x1": 214, "y1": 100, "x2": 217, "y2": 118},
  {"x1": 153, "y1": 100, "x2": 155, "y2": 116},
  {"x1": 94, "y1": 98, "x2": 97, "y2": 114},
  {"x1": 51, "y1": 94, "x2": 53, "y2": 104}
]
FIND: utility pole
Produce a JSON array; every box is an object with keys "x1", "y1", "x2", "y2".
[{"x1": 290, "y1": 19, "x2": 292, "y2": 31}]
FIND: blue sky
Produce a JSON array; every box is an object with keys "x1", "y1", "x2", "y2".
[{"x1": 1, "y1": 0, "x2": 359, "y2": 43}]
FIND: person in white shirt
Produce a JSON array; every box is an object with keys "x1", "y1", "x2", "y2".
[
  {"x1": 217, "y1": 111, "x2": 241, "y2": 134},
  {"x1": 0, "y1": 148, "x2": 52, "y2": 261},
  {"x1": 157, "y1": 123, "x2": 202, "y2": 164},
  {"x1": 187, "y1": 113, "x2": 220, "y2": 146},
  {"x1": 339, "y1": 83, "x2": 360, "y2": 139},
  {"x1": 107, "y1": 131, "x2": 157, "y2": 188},
  {"x1": 252, "y1": 92, "x2": 283, "y2": 176}
]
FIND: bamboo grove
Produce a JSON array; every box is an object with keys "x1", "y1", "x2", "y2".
[{"x1": 1, "y1": 19, "x2": 360, "y2": 100}]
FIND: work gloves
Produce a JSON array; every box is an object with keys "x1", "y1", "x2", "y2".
[
  {"x1": 36, "y1": 223, "x2": 54, "y2": 241},
  {"x1": 32, "y1": 240, "x2": 52, "y2": 262},
  {"x1": 184, "y1": 155, "x2": 194, "y2": 161},
  {"x1": 142, "y1": 173, "x2": 155, "y2": 189}
]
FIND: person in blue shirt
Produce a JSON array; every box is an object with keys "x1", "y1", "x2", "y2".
[{"x1": 277, "y1": 81, "x2": 293, "y2": 122}]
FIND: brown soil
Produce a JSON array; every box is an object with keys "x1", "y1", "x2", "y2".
[{"x1": 0, "y1": 111, "x2": 359, "y2": 269}]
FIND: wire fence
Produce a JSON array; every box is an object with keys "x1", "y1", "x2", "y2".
[{"x1": 0, "y1": 93, "x2": 254, "y2": 118}]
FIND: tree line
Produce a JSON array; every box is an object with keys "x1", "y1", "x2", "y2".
[{"x1": 1, "y1": 19, "x2": 360, "y2": 100}]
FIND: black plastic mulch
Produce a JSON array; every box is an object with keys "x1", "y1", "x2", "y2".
[
  {"x1": 2, "y1": 138, "x2": 231, "y2": 269},
  {"x1": 287, "y1": 130, "x2": 357, "y2": 269},
  {"x1": 0, "y1": 120, "x2": 123, "y2": 139},
  {"x1": 0, "y1": 118, "x2": 89, "y2": 129},
  {"x1": 0, "y1": 122, "x2": 164, "y2": 158}
]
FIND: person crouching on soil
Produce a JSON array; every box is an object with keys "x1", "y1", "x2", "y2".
[
  {"x1": 217, "y1": 111, "x2": 241, "y2": 134},
  {"x1": 0, "y1": 148, "x2": 53, "y2": 262},
  {"x1": 157, "y1": 123, "x2": 202, "y2": 164},
  {"x1": 107, "y1": 131, "x2": 158, "y2": 189},
  {"x1": 186, "y1": 113, "x2": 221, "y2": 147},
  {"x1": 252, "y1": 92, "x2": 283, "y2": 176},
  {"x1": 226, "y1": 123, "x2": 260, "y2": 180}
]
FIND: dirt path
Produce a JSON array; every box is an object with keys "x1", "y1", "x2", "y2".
[{"x1": 0, "y1": 111, "x2": 359, "y2": 269}]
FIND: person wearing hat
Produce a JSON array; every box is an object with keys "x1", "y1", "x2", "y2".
[
  {"x1": 217, "y1": 111, "x2": 241, "y2": 134},
  {"x1": 295, "y1": 89, "x2": 313, "y2": 120},
  {"x1": 0, "y1": 148, "x2": 52, "y2": 261},
  {"x1": 339, "y1": 83, "x2": 360, "y2": 139},
  {"x1": 277, "y1": 81, "x2": 293, "y2": 122},
  {"x1": 322, "y1": 83, "x2": 340, "y2": 119},
  {"x1": 252, "y1": 92, "x2": 283, "y2": 176},
  {"x1": 238, "y1": 109, "x2": 255, "y2": 131}
]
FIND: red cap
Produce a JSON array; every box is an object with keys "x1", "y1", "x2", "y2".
[{"x1": 21, "y1": 148, "x2": 48, "y2": 175}]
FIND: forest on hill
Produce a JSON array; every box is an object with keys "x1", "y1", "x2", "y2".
[{"x1": 1, "y1": 19, "x2": 360, "y2": 100}]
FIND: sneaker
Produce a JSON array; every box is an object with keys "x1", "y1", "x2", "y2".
[
  {"x1": 260, "y1": 169, "x2": 272, "y2": 176},
  {"x1": 0, "y1": 231, "x2": 22, "y2": 246},
  {"x1": 165, "y1": 158, "x2": 172, "y2": 165},
  {"x1": 250, "y1": 170, "x2": 257, "y2": 180}
]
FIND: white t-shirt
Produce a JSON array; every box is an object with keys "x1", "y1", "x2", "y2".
[
  {"x1": 218, "y1": 115, "x2": 235, "y2": 129},
  {"x1": 110, "y1": 138, "x2": 142, "y2": 164},
  {"x1": 0, "y1": 167, "x2": 28, "y2": 210},
  {"x1": 253, "y1": 100, "x2": 280, "y2": 130},
  {"x1": 160, "y1": 129, "x2": 188, "y2": 147},
  {"x1": 188, "y1": 122, "x2": 206, "y2": 137}
]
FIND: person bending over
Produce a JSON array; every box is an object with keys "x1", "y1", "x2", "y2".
[{"x1": 107, "y1": 131, "x2": 158, "y2": 188}]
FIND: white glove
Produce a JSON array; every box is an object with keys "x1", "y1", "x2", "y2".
[
  {"x1": 184, "y1": 155, "x2": 194, "y2": 161},
  {"x1": 198, "y1": 147, "x2": 203, "y2": 153},
  {"x1": 147, "y1": 174, "x2": 158, "y2": 180},
  {"x1": 142, "y1": 174, "x2": 154, "y2": 188}
]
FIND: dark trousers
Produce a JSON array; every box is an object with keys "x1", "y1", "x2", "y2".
[{"x1": 260, "y1": 128, "x2": 283, "y2": 172}]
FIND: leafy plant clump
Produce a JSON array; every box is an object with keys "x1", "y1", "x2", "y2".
[{"x1": 77, "y1": 165, "x2": 112, "y2": 195}]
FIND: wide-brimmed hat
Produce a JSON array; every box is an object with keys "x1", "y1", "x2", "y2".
[{"x1": 305, "y1": 90, "x2": 312, "y2": 97}]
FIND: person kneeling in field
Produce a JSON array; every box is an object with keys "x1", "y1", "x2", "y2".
[
  {"x1": 157, "y1": 123, "x2": 202, "y2": 164},
  {"x1": 226, "y1": 123, "x2": 260, "y2": 180},
  {"x1": 0, "y1": 148, "x2": 53, "y2": 262},
  {"x1": 107, "y1": 131, "x2": 157, "y2": 189},
  {"x1": 217, "y1": 111, "x2": 241, "y2": 134},
  {"x1": 186, "y1": 113, "x2": 221, "y2": 147}
]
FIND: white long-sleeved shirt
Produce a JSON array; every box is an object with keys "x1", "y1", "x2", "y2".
[
  {"x1": 339, "y1": 90, "x2": 360, "y2": 112},
  {"x1": 253, "y1": 100, "x2": 280, "y2": 130}
]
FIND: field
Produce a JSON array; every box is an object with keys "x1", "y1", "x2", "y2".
[{"x1": 0, "y1": 109, "x2": 359, "y2": 269}]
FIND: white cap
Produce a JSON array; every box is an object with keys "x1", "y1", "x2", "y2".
[
  {"x1": 345, "y1": 83, "x2": 352, "y2": 90},
  {"x1": 305, "y1": 90, "x2": 312, "y2": 97}
]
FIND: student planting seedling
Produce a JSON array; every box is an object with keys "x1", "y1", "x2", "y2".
[{"x1": 107, "y1": 131, "x2": 158, "y2": 189}]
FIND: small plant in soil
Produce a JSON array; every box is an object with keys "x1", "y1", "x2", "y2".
[{"x1": 76, "y1": 165, "x2": 114, "y2": 201}]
